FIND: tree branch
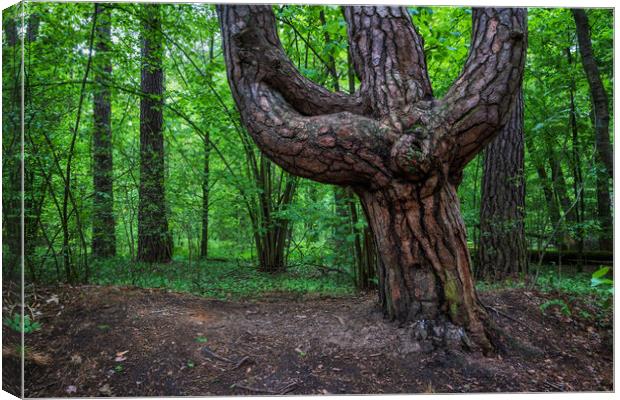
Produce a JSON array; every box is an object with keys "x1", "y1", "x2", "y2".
[
  {"x1": 219, "y1": 5, "x2": 394, "y2": 187},
  {"x1": 439, "y1": 8, "x2": 527, "y2": 172},
  {"x1": 219, "y1": 5, "x2": 366, "y2": 117},
  {"x1": 343, "y1": 6, "x2": 432, "y2": 127}
]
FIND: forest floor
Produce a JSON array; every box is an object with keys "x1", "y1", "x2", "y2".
[{"x1": 6, "y1": 284, "x2": 613, "y2": 396}]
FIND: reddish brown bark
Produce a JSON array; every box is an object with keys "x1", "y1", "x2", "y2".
[
  {"x1": 218, "y1": 5, "x2": 527, "y2": 352},
  {"x1": 478, "y1": 90, "x2": 527, "y2": 281}
]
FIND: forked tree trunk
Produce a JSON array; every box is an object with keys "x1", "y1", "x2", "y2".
[
  {"x1": 92, "y1": 3, "x2": 116, "y2": 258},
  {"x1": 477, "y1": 91, "x2": 527, "y2": 281},
  {"x1": 218, "y1": 5, "x2": 526, "y2": 353},
  {"x1": 138, "y1": 4, "x2": 172, "y2": 263}
]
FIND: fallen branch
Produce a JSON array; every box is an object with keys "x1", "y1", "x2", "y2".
[
  {"x1": 202, "y1": 346, "x2": 233, "y2": 363},
  {"x1": 481, "y1": 303, "x2": 537, "y2": 334},
  {"x1": 229, "y1": 356, "x2": 253, "y2": 371}
]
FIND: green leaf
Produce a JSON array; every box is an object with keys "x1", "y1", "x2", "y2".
[{"x1": 592, "y1": 266, "x2": 610, "y2": 279}]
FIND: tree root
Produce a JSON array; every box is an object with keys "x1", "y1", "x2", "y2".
[{"x1": 483, "y1": 314, "x2": 545, "y2": 358}]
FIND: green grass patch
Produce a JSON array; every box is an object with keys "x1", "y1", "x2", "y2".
[
  {"x1": 476, "y1": 265, "x2": 613, "y2": 313},
  {"x1": 87, "y1": 258, "x2": 355, "y2": 300}
]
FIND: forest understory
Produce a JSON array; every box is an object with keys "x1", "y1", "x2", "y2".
[{"x1": 7, "y1": 282, "x2": 613, "y2": 396}]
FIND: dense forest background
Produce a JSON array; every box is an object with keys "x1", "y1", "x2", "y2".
[{"x1": 2, "y1": 3, "x2": 614, "y2": 297}]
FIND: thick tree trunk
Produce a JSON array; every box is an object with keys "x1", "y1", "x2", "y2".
[
  {"x1": 359, "y1": 183, "x2": 491, "y2": 352},
  {"x1": 138, "y1": 4, "x2": 172, "y2": 263},
  {"x1": 92, "y1": 4, "x2": 116, "y2": 258},
  {"x1": 572, "y1": 9, "x2": 613, "y2": 251},
  {"x1": 219, "y1": 5, "x2": 526, "y2": 352},
  {"x1": 477, "y1": 91, "x2": 527, "y2": 281}
]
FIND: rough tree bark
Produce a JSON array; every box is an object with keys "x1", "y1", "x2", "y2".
[
  {"x1": 477, "y1": 91, "x2": 527, "y2": 281},
  {"x1": 138, "y1": 4, "x2": 172, "y2": 263},
  {"x1": 92, "y1": 3, "x2": 116, "y2": 258},
  {"x1": 572, "y1": 9, "x2": 613, "y2": 252},
  {"x1": 218, "y1": 5, "x2": 527, "y2": 353}
]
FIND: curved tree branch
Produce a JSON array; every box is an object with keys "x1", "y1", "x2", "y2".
[
  {"x1": 219, "y1": 5, "x2": 527, "y2": 190},
  {"x1": 439, "y1": 8, "x2": 527, "y2": 172},
  {"x1": 219, "y1": 5, "x2": 365, "y2": 117},
  {"x1": 218, "y1": 5, "x2": 394, "y2": 187}
]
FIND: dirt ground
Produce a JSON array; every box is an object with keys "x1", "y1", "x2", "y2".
[{"x1": 4, "y1": 285, "x2": 613, "y2": 396}]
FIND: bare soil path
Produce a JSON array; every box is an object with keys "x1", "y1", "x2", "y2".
[{"x1": 7, "y1": 286, "x2": 612, "y2": 396}]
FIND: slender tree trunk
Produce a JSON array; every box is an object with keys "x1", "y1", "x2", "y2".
[
  {"x1": 319, "y1": 10, "x2": 352, "y2": 269},
  {"x1": 346, "y1": 44, "x2": 376, "y2": 290},
  {"x1": 255, "y1": 158, "x2": 297, "y2": 273},
  {"x1": 566, "y1": 46, "x2": 585, "y2": 268},
  {"x1": 548, "y1": 150, "x2": 578, "y2": 250},
  {"x1": 138, "y1": 4, "x2": 172, "y2": 263},
  {"x1": 549, "y1": 152, "x2": 577, "y2": 226},
  {"x1": 200, "y1": 131, "x2": 210, "y2": 259},
  {"x1": 92, "y1": 4, "x2": 116, "y2": 258},
  {"x1": 60, "y1": 8, "x2": 97, "y2": 282},
  {"x1": 523, "y1": 125, "x2": 566, "y2": 250},
  {"x1": 332, "y1": 187, "x2": 351, "y2": 267},
  {"x1": 2, "y1": 12, "x2": 21, "y2": 281},
  {"x1": 319, "y1": 10, "x2": 340, "y2": 92},
  {"x1": 219, "y1": 5, "x2": 526, "y2": 352},
  {"x1": 572, "y1": 9, "x2": 613, "y2": 251},
  {"x1": 200, "y1": 34, "x2": 215, "y2": 260},
  {"x1": 24, "y1": 12, "x2": 42, "y2": 280},
  {"x1": 477, "y1": 91, "x2": 527, "y2": 281}
]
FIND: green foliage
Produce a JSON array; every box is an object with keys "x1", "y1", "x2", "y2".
[
  {"x1": 540, "y1": 298, "x2": 571, "y2": 316},
  {"x1": 87, "y1": 258, "x2": 355, "y2": 300},
  {"x1": 590, "y1": 266, "x2": 613, "y2": 294},
  {"x1": 3, "y1": 314, "x2": 42, "y2": 334},
  {"x1": 5, "y1": 3, "x2": 613, "y2": 309}
]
